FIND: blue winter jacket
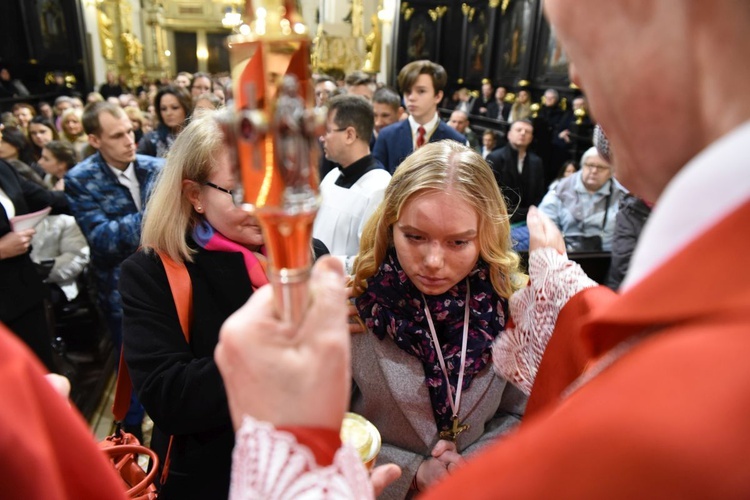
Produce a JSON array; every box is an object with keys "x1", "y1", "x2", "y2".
[{"x1": 64, "y1": 152, "x2": 163, "y2": 320}]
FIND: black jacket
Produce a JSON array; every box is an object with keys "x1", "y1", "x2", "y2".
[
  {"x1": 120, "y1": 245, "x2": 253, "y2": 499},
  {"x1": 486, "y1": 146, "x2": 546, "y2": 224},
  {"x1": 0, "y1": 159, "x2": 68, "y2": 322},
  {"x1": 606, "y1": 194, "x2": 652, "y2": 290},
  {"x1": 487, "y1": 100, "x2": 511, "y2": 122}
]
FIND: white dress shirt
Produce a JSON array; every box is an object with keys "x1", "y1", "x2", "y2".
[
  {"x1": 108, "y1": 162, "x2": 141, "y2": 211},
  {"x1": 408, "y1": 113, "x2": 440, "y2": 150}
]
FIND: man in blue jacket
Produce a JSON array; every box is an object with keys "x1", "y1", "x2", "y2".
[
  {"x1": 65, "y1": 102, "x2": 163, "y2": 437},
  {"x1": 373, "y1": 60, "x2": 466, "y2": 174}
]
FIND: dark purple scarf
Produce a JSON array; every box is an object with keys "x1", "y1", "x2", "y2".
[{"x1": 356, "y1": 249, "x2": 508, "y2": 432}]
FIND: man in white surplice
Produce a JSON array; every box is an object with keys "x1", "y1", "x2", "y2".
[{"x1": 313, "y1": 94, "x2": 391, "y2": 274}]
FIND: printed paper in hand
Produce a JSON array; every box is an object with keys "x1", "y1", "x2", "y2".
[{"x1": 10, "y1": 207, "x2": 52, "y2": 231}]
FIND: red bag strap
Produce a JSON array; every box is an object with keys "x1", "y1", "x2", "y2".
[
  {"x1": 112, "y1": 353, "x2": 133, "y2": 421},
  {"x1": 112, "y1": 251, "x2": 192, "y2": 420}
]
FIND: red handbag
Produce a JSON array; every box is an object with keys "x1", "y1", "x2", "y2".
[
  {"x1": 99, "y1": 430, "x2": 159, "y2": 499},
  {"x1": 102, "y1": 250, "x2": 192, "y2": 498}
]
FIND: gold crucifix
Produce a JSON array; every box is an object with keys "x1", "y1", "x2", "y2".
[{"x1": 439, "y1": 417, "x2": 470, "y2": 442}]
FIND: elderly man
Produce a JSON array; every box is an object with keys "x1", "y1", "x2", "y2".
[
  {"x1": 539, "y1": 146, "x2": 624, "y2": 251},
  {"x1": 212, "y1": 1, "x2": 750, "y2": 498},
  {"x1": 447, "y1": 109, "x2": 479, "y2": 149}
]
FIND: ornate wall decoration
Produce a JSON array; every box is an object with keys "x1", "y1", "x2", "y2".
[{"x1": 312, "y1": 0, "x2": 381, "y2": 76}]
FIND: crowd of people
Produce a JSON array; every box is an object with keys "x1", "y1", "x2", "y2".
[
  {"x1": 1, "y1": 58, "x2": 617, "y2": 497},
  {"x1": 4, "y1": 0, "x2": 741, "y2": 494}
]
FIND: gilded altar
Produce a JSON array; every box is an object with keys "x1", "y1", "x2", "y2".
[
  {"x1": 95, "y1": 0, "x2": 147, "y2": 87},
  {"x1": 311, "y1": 0, "x2": 383, "y2": 76}
]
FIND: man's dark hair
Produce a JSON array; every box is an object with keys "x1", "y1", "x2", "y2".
[
  {"x1": 315, "y1": 75, "x2": 336, "y2": 86},
  {"x1": 345, "y1": 71, "x2": 375, "y2": 88},
  {"x1": 43, "y1": 140, "x2": 77, "y2": 169},
  {"x1": 397, "y1": 60, "x2": 448, "y2": 95},
  {"x1": 372, "y1": 86, "x2": 401, "y2": 111},
  {"x1": 154, "y1": 85, "x2": 193, "y2": 128},
  {"x1": 510, "y1": 118, "x2": 534, "y2": 131},
  {"x1": 327, "y1": 94, "x2": 374, "y2": 144}
]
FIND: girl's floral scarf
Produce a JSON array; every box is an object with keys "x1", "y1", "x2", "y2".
[{"x1": 356, "y1": 249, "x2": 508, "y2": 432}]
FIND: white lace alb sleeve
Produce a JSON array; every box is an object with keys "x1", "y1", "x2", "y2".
[
  {"x1": 493, "y1": 247, "x2": 598, "y2": 395},
  {"x1": 230, "y1": 416, "x2": 374, "y2": 500}
]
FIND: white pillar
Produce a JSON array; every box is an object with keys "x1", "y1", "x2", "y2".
[{"x1": 196, "y1": 29, "x2": 209, "y2": 73}]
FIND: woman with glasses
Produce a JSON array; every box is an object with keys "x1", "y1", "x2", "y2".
[
  {"x1": 119, "y1": 112, "x2": 267, "y2": 498},
  {"x1": 538, "y1": 146, "x2": 625, "y2": 252}
]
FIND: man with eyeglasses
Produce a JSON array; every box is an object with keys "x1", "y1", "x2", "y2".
[
  {"x1": 313, "y1": 94, "x2": 390, "y2": 274},
  {"x1": 538, "y1": 146, "x2": 623, "y2": 252}
]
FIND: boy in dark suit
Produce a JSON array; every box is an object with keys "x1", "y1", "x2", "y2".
[{"x1": 373, "y1": 60, "x2": 466, "y2": 174}]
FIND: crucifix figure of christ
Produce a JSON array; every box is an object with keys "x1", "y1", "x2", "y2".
[{"x1": 439, "y1": 416, "x2": 470, "y2": 443}]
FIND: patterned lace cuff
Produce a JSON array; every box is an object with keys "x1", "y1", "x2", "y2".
[
  {"x1": 230, "y1": 415, "x2": 374, "y2": 500},
  {"x1": 493, "y1": 248, "x2": 598, "y2": 395}
]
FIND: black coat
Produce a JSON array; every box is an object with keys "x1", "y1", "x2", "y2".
[
  {"x1": 120, "y1": 245, "x2": 253, "y2": 499},
  {"x1": 487, "y1": 100, "x2": 511, "y2": 122},
  {"x1": 0, "y1": 159, "x2": 68, "y2": 322},
  {"x1": 606, "y1": 194, "x2": 652, "y2": 290},
  {"x1": 486, "y1": 146, "x2": 546, "y2": 224}
]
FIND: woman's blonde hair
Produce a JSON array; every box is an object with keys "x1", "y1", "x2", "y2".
[
  {"x1": 60, "y1": 108, "x2": 84, "y2": 139},
  {"x1": 352, "y1": 140, "x2": 524, "y2": 299},
  {"x1": 141, "y1": 111, "x2": 225, "y2": 262}
]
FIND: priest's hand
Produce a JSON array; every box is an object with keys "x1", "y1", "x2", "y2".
[
  {"x1": 215, "y1": 256, "x2": 351, "y2": 431},
  {"x1": 527, "y1": 206, "x2": 566, "y2": 255},
  {"x1": 372, "y1": 464, "x2": 402, "y2": 496}
]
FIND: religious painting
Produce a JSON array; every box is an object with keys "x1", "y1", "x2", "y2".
[
  {"x1": 37, "y1": 0, "x2": 68, "y2": 52},
  {"x1": 460, "y1": 4, "x2": 495, "y2": 82},
  {"x1": 493, "y1": 0, "x2": 536, "y2": 82},
  {"x1": 405, "y1": 11, "x2": 438, "y2": 62},
  {"x1": 534, "y1": 16, "x2": 570, "y2": 86}
]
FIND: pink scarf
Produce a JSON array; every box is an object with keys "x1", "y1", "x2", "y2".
[{"x1": 193, "y1": 220, "x2": 269, "y2": 290}]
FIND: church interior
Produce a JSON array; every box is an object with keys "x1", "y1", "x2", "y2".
[{"x1": 1, "y1": 0, "x2": 603, "y2": 471}]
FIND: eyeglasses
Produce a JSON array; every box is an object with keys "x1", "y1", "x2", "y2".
[
  {"x1": 325, "y1": 128, "x2": 347, "y2": 135},
  {"x1": 203, "y1": 181, "x2": 245, "y2": 206},
  {"x1": 583, "y1": 163, "x2": 611, "y2": 172}
]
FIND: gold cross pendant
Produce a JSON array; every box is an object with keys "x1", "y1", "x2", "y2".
[{"x1": 439, "y1": 417, "x2": 470, "y2": 442}]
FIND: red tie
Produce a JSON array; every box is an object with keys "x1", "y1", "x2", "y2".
[{"x1": 416, "y1": 126, "x2": 426, "y2": 149}]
